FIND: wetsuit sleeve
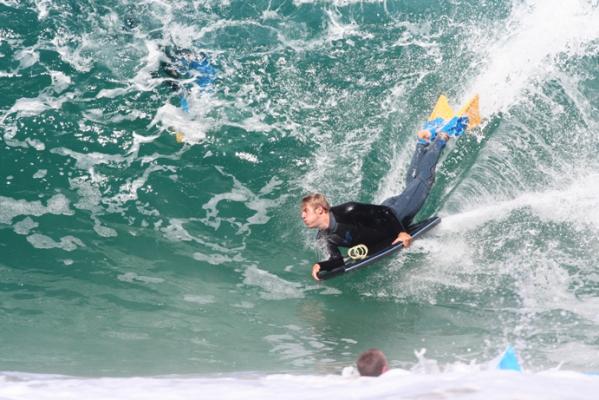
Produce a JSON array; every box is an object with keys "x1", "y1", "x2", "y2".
[
  {"x1": 318, "y1": 255, "x2": 344, "y2": 271},
  {"x1": 316, "y1": 233, "x2": 345, "y2": 271}
]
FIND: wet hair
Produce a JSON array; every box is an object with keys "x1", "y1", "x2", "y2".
[
  {"x1": 357, "y1": 348, "x2": 388, "y2": 377},
  {"x1": 301, "y1": 193, "x2": 330, "y2": 212}
]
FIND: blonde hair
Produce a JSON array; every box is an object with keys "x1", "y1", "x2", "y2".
[{"x1": 301, "y1": 193, "x2": 330, "y2": 212}]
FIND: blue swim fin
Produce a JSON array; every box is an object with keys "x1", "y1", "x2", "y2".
[
  {"x1": 419, "y1": 94, "x2": 481, "y2": 143},
  {"x1": 418, "y1": 117, "x2": 446, "y2": 144},
  {"x1": 440, "y1": 116, "x2": 469, "y2": 137}
]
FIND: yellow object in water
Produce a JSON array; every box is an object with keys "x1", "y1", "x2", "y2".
[
  {"x1": 457, "y1": 94, "x2": 481, "y2": 129},
  {"x1": 428, "y1": 95, "x2": 455, "y2": 121},
  {"x1": 175, "y1": 132, "x2": 185, "y2": 143},
  {"x1": 428, "y1": 94, "x2": 481, "y2": 130}
]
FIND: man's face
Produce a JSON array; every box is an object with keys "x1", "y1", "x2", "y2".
[{"x1": 301, "y1": 204, "x2": 324, "y2": 229}]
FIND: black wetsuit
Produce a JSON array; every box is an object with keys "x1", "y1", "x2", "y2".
[
  {"x1": 316, "y1": 137, "x2": 446, "y2": 271},
  {"x1": 316, "y1": 202, "x2": 405, "y2": 271}
]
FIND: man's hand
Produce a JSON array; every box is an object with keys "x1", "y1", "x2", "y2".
[
  {"x1": 392, "y1": 232, "x2": 412, "y2": 248},
  {"x1": 312, "y1": 264, "x2": 321, "y2": 281}
]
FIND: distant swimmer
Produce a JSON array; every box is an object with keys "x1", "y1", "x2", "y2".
[
  {"x1": 159, "y1": 46, "x2": 217, "y2": 112},
  {"x1": 357, "y1": 348, "x2": 389, "y2": 377},
  {"x1": 301, "y1": 95, "x2": 481, "y2": 280}
]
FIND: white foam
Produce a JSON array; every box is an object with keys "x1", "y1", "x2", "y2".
[
  {"x1": 243, "y1": 265, "x2": 305, "y2": 300},
  {"x1": 165, "y1": 22, "x2": 201, "y2": 49},
  {"x1": 0, "y1": 194, "x2": 73, "y2": 224},
  {"x1": 442, "y1": 173, "x2": 599, "y2": 233},
  {"x1": 183, "y1": 295, "x2": 216, "y2": 305},
  {"x1": 93, "y1": 218, "x2": 117, "y2": 238},
  {"x1": 0, "y1": 0, "x2": 19, "y2": 6},
  {"x1": 464, "y1": 0, "x2": 599, "y2": 115},
  {"x1": 0, "y1": 27, "x2": 22, "y2": 53},
  {"x1": 1, "y1": 91, "x2": 76, "y2": 127},
  {"x1": 13, "y1": 217, "x2": 38, "y2": 235},
  {"x1": 293, "y1": 0, "x2": 384, "y2": 6},
  {"x1": 69, "y1": 176, "x2": 103, "y2": 212},
  {"x1": 1, "y1": 346, "x2": 599, "y2": 399},
  {"x1": 117, "y1": 272, "x2": 164, "y2": 284},
  {"x1": 34, "y1": 0, "x2": 52, "y2": 20},
  {"x1": 14, "y1": 47, "x2": 39, "y2": 69},
  {"x1": 96, "y1": 87, "x2": 130, "y2": 99},
  {"x1": 25, "y1": 139, "x2": 45, "y2": 151},
  {"x1": 49, "y1": 70, "x2": 72, "y2": 93},
  {"x1": 393, "y1": 172, "x2": 599, "y2": 321},
  {"x1": 374, "y1": 143, "x2": 414, "y2": 203},
  {"x1": 51, "y1": 34, "x2": 93, "y2": 72},
  {"x1": 26, "y1": 234, "x2": 84, "y2": 252},
  {"x1": 235, "y1": 152, "x2": 259, "y2": 164},
  {"x1": 50, "y1": 147, "x2": 126, "y2": 170},
  {"x1": 110, "y1": 110, "x2": 148, "y2": 123},
  {"x1": 233, "y1": 301, "x2": 255, "y2": 309},
  {"x1": 132, "y1": 40, "x2": 163, "y2": 92},
  {"x1": 264, "y1": 334, "x2": 316, "y2": 365},
  {"x1": 6, "y1": 97, "x2": 48, "y2": 116},
  {"x1": 193, "y1": 252, "x2": 239, "y2": 266},
  {"x1": 201, "y1": 170, "x2": 285, "y2": 234},
  {"x1": 111, "y1": 163, "x2": 167, "y2": 205},
  {"x1": 261, "y1": 10, "x2": 280, "y2": 20},
  {"x1": 159, "y1": 218, "x2": 197, "y2": 242},
  {"x1": 150, "y1": 103, "x2": 208, "y2": 143},
  {"x1": 0, "y1": 70, "x2": 18, "y2": 77},
  {"x1": 159, "y1": 218, "x2": 246, "y2": 266},
  {"x1": 302, "y1": 124, "x2": 383, "y2": 202},
  {"x1": 128, "y1": 132, "x2": 160, "y2": 157},
  {"x1": 324, "y1": 9, "x2": 371, "y2": 42}
]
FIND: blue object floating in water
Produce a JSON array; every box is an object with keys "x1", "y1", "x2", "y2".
[
  {"x1": 173, "y1": 53, "x2": 216, "y2": 111},
  {"x1": 189, "y1": 58, "x2": 216, "y2": 89},
  {"x1": 179, "y1": 96, "x2": 190, "y2": 113},
  {"x1": 498, "y1": 345, "x2": 522, "y2": 371}
]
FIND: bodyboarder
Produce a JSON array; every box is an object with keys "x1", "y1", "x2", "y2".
[
  {"x1": 300, "y1": 92, "x2": 483, "y2": 281},
  {"x1": 301, "y1": 126, "x2": 455, "y2": 280}
]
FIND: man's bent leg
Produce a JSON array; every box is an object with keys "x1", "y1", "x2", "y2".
[
  {"x1": 413, "y1": 137, "x2": 446, "y2": 186},
  {"x1": 405, "y1": 142, "x2": 429, "y2": 186},
  {"x1": 381, "y1": 179, "x2": 429, "y2": 227},
  {"x1": 382, "y1": 137, "x2": 446, "y2": 226}
]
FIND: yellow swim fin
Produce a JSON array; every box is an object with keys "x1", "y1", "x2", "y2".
[
  {"x1": 175, "y1": 132, "x2": 185, "y2": 143},
  {"x1": 428, "y1": 95, "x2": 455, "y2": 121},
  {"x1": 457, "y1": 94, "x2": 481, "y2": 129}
]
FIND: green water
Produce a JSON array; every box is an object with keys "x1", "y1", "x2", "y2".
[{"x1": 1, "y1": 0, "x2": 599, "y2": 376}]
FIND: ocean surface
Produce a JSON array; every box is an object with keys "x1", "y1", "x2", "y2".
[{"x1": 1, "y1": 0, "x2": 599, "y2": 398}]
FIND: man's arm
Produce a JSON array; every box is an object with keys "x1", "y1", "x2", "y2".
[
  {"x1": 312, "y1": 234, "x2": 345, "y2": 280},
  {"x1": 312, "y1": 257, "x2": 344, "y2": 281}
]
